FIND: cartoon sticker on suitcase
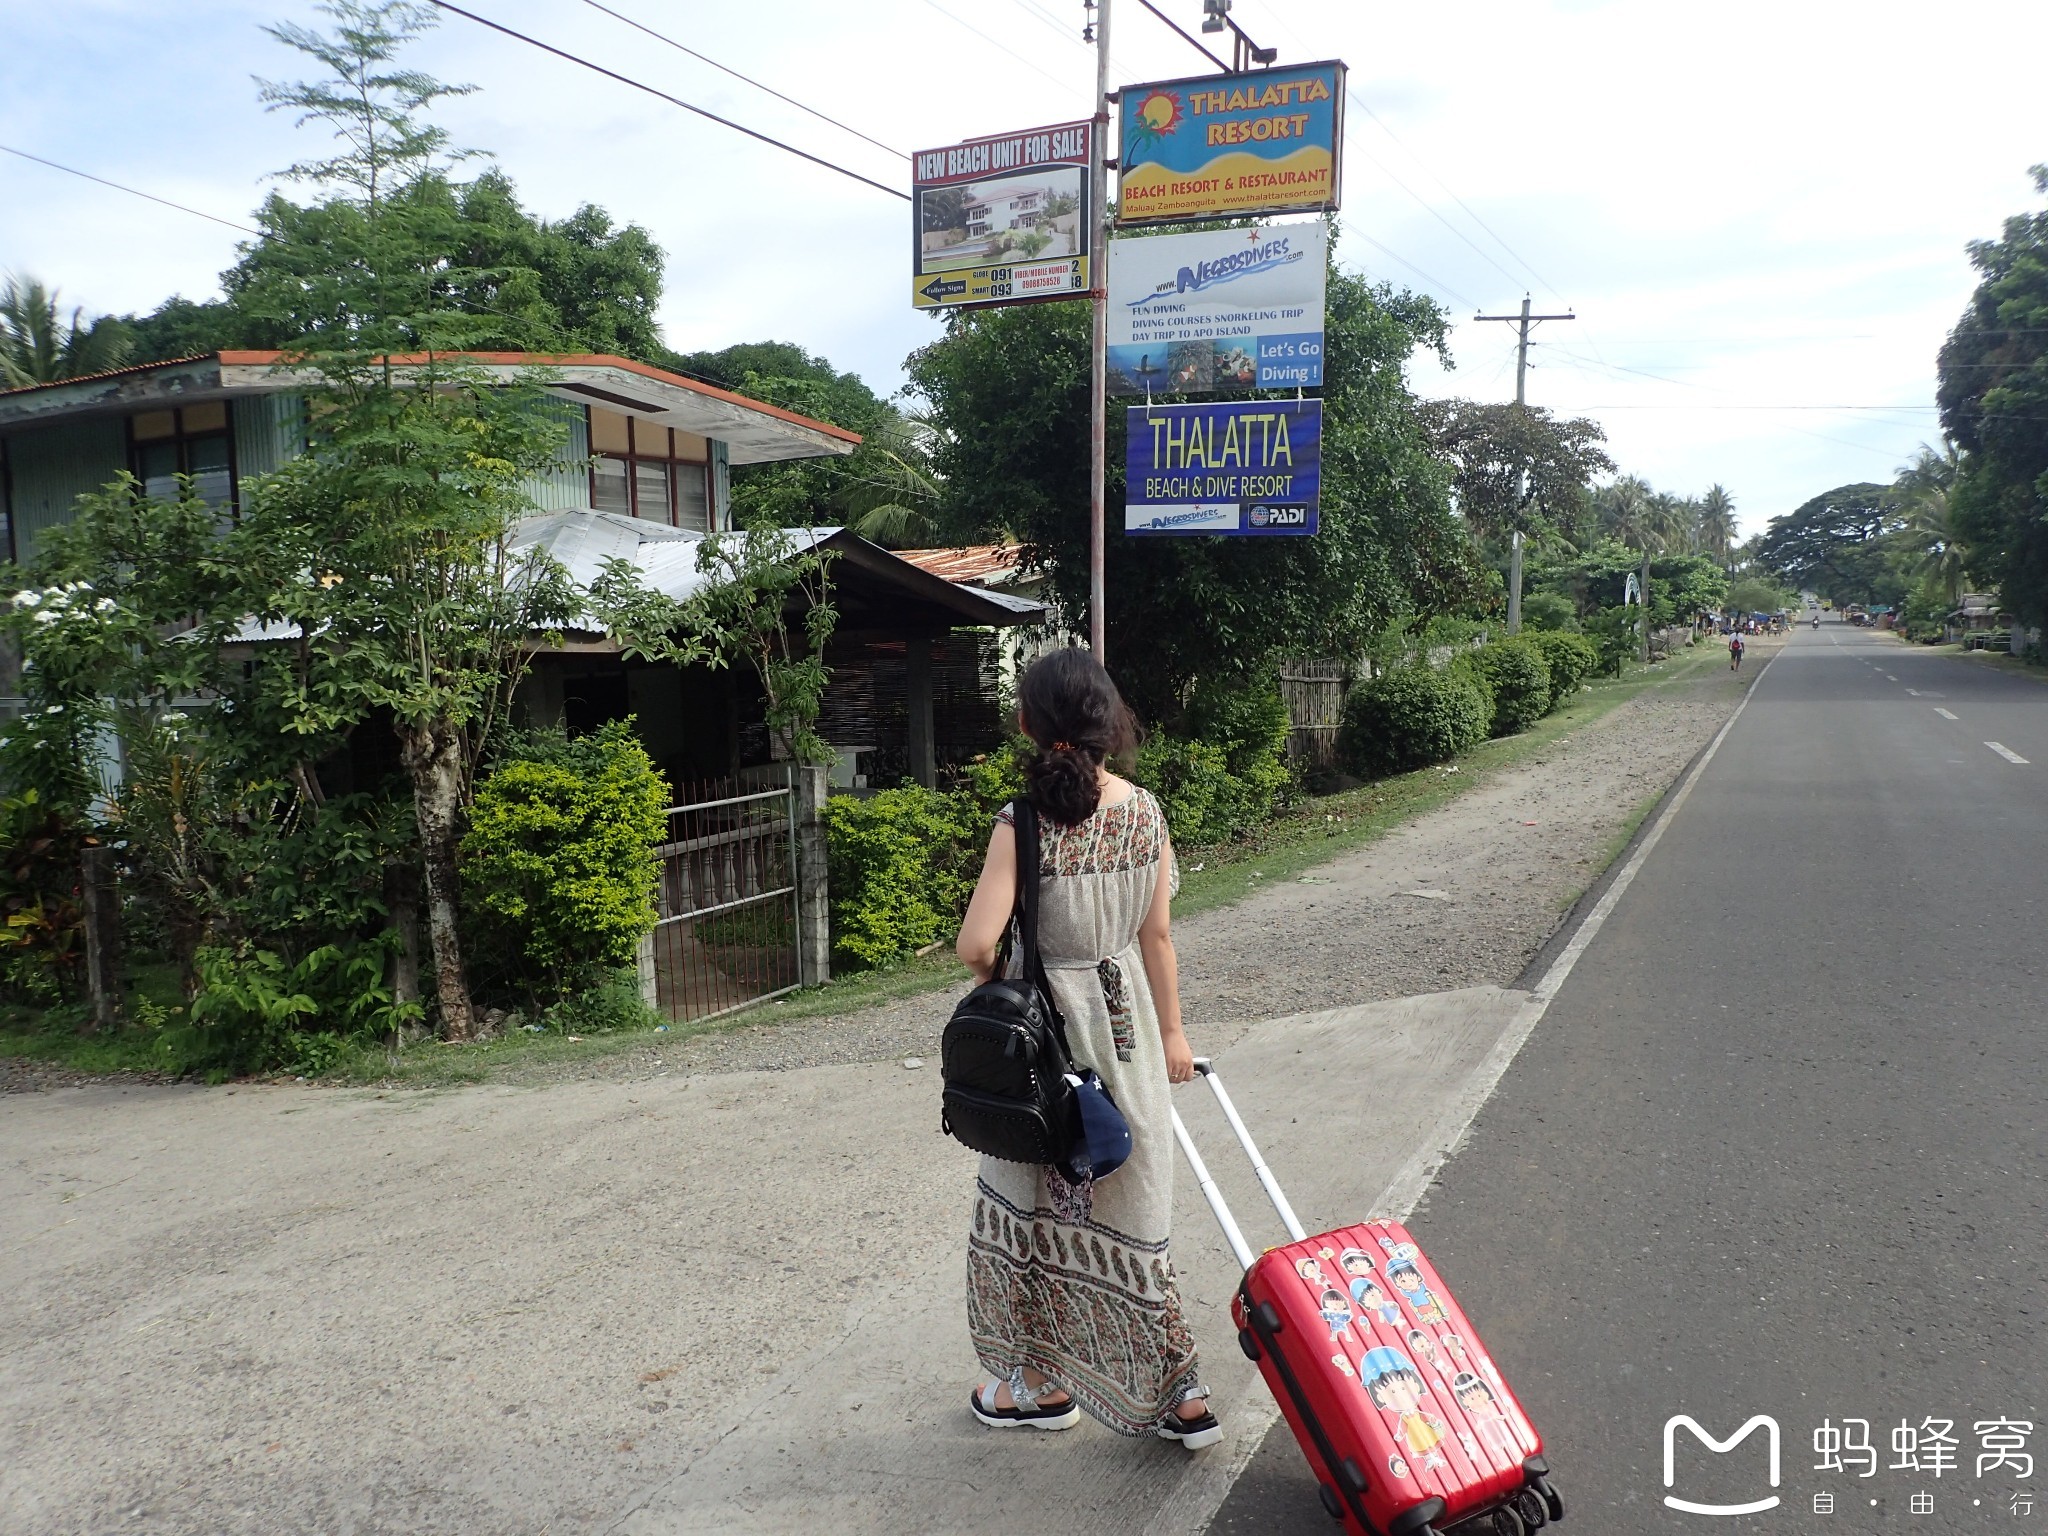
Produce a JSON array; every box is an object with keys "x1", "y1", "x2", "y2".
[
  {"x1": 1384, "y1": 1255, "x2": 1447, "y2": 1324},
  {"x1": 1360, "y1": 1346, "x2": 1450, "y2": 1468},
  {"x1": 1318, "y1": 1287, "x2": 1353, "y2": 1338},
  {"x1": 1340, "y1": 1248, "x2": 1403, "y2": 1325},
  {"x1": 1452, "y1": 1371, "x2": 1522, "y2": 1462}
]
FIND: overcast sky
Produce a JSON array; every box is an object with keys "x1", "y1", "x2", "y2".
[{"x1": 6, "y1": 0, "x2": 2046, "y2": 537}]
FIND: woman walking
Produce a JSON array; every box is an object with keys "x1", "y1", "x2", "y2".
[{"x1": 954, "y1": 649, "x2": 1219, "y2": 1450}]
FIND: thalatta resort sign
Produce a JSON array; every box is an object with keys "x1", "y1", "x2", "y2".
[{"x1": 1116, "y1": 62, "x2": 1347, "y2": 226}]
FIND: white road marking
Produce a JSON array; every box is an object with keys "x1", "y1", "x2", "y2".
[
  {"x1": 1906, "y1": 688, "x2": 1921, "y2": 696},
  {"x1": 1986, "y1": 742, "x2": 2030, "y2": 765},
  {"x1": 1936, "y1": 708, "x2": 1959, "y2": 720},
  {"x1": 1884, "y1": 674, "x2": 1899, "y2": 681}
]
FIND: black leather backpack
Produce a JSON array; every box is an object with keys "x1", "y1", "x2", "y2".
[{"x1": 939, "y1": 799, "x2": 1081, "y2": 1166}]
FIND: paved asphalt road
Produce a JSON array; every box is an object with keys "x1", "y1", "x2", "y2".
[{"x1": 1210, "y1": 624, "x2": 2048, "y2": 1535}]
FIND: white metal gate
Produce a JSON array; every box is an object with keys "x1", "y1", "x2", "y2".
[{"x1": 643, "y1": 773, "x2": 800, "y2": 1022}]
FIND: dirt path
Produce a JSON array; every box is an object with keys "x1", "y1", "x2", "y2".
[{"x1": 666, "y1": 644, "x2": 1771, "y2": 1074}]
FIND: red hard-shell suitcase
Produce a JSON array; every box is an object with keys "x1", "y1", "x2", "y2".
[{"x1": 1173, "y1": 1061, "x2": 1563, "y2": 1536}]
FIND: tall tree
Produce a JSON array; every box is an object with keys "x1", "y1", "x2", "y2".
[
  {"x1": 1754, "y1": 482, "x2": 1905, "y2": 604},
  {"x1": 0, "y1": 275, "x2": 134, "y2": 387},
  {"x1": 1420, "y1": 399, "x2": 1612, "y2": 549},
  {"x1": 1592, "y1": 476, "x2": 1687, "y2": 659},
  {"x1": 1695, "y1": 484, "x2": 1737, "y2": 561},
  {"x1": 905, "y1": 266, "x2": 1481, "y2": 721},
  {"x1": 240, "y1": 0, "x2": 584, "y2": 1040},
  {"x1": 1938, "y1": 166, "x2": 2048, "y2": 628},
  {"x1": 1896, "y1": 444, "x2": 1970, "y2": 605}
]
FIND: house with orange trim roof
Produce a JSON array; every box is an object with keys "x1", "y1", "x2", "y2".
[{"x1": 0, "y1": 352, "x2": 1043, "y2": 790}]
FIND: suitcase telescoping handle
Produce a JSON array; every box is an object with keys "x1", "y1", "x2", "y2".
[{"x1": 1170, "y1": 1058, "x2": 1308, "y2": 1271}]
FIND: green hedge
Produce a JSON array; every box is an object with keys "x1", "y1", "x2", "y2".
[
  {"x1": 460, "y1": 720, "x2": 669, "y2": 1004},
  {"x1": 821, "y1": 786, "x2": 985, "y2": 970},
  {"x1": 1135, "y1": 683, "x2": 1292, "y2": 844},
  {"x1": 1337, "y1": 664, "x2": 1492, "y2": 776},
  {"x1": 1527, "y1": 630, "x2": 1598, "y2": 710},
  {"x1": 1469, "y1": 636, "x2": 1552, "y2": 736}
]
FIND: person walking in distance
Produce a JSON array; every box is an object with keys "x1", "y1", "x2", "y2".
[
  {"x1": 1728, "y1": 632, "x2": 1745, "y2": 671},
  {"x1": 955, "y1": 649, "x2": 1220, "y2": 1449}
]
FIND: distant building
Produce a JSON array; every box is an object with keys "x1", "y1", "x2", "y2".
[{"x1": 963, "y1": 187, "x2": 1047, "y2": 237}]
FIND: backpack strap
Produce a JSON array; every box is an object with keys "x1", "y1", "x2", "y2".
[{"x1": 1010, "y1": 798, "x2": 1076, "y2": 1062}]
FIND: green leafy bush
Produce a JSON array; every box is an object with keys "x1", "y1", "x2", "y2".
[
  {"x1": 0, "y1": 789, "x2": 93, "y2": 1004},
  {"x1": 460, "y1": 721, "x2": 669, "y2": 1004},
  {"x1": 1519, "y1": 592, "x2": 1579, "y2": 632},
  {"x1": 163, "y1": 938, "x2": 414, "y2": 1080},
  {"x1": 1337, "y1": 664, "x2": 1491, "y2": 776},
  {"x1": 1527, "y1": 630, "x2": 1599, "y2": 710},
  {"x1": 1584, "y1": 607, "x2": 1638, "y2": 678},
  {"x1": 537, "y1": 966, "x2": 663, "y2": 1035},
  {"x1": 1137, "y1": 683, "x2": 1294, "y2": 844},
  {"x1": 1469, "y1": 637, "x2": 1553, "y2": 736},
  {"x1": 821, "y1": 785, "x2": 985, "y2": 970}
]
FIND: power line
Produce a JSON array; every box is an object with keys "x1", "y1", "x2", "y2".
[
  {"x1": 577, "y1": 0, "x2": 908, "y2": 161},
  {"x1": 913, "y1": 0, "x2": 1082, "y2": 97},
  {"x1": 1004, "y1": 0, "x2": 1084, "y2": 48},
  {"x1": 1134, "y1": 0, "x2": 1230, "y2": 70},
  {"x1": 0, "y1": 144, "x2": 261, "y2": 236},
  {"x1": 425, "y1": 0, "x2": 909, "y2": 201},
  {"x1": 1350, "y1": 230, "x2": 1480, "y2": 312}
]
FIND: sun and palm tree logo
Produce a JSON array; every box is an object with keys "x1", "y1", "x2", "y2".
[{"x1": 1122, "y1": 89, "x2": 1185, "y2": 169}]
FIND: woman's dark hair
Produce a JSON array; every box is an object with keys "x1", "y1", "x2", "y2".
[{"x1": 1016, "y1": 648, "x2": 1139, "y2": 826}]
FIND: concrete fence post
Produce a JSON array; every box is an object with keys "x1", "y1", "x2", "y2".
[
  {"x1": 79, "y1": 845, "x2": 121, "y2": 1036},
  {"x1": 635, "y1": 931, "x2": 658, "y2": 1009},
  {"x1": 793, "y1": 764, "x2": 831, "y2": 988}
]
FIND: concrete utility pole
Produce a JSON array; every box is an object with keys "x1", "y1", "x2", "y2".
[
  {"x1": 1474, "y1": 295, "x2": 1574, "y2": 633},
  {"x1": 1086, "y1": 0, "x2": 1113, "y2": 663}
]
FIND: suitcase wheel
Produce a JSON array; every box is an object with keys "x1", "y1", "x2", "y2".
[
  {"x1": 1470, "y1": 1507, "x2": 1524, "y2": 1536},
  {"x1": 1511, "y1": 1487, "x2": 1549, "y2": 1528},
  {"x1": 1317, "y1": 1484, "x2": 1345, "y2": 1521},
  {"x1": 1532, "y1": 1479, "x2": 1563, "y2": 1523},
  {"x1": 1237, "y1": 1327, "x2": 1260, "y2": 1361}
]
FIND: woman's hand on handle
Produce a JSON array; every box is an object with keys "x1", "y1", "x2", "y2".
[{"x1": 1162, "y1": 1025, "x2": 1195, "y2": 1085}]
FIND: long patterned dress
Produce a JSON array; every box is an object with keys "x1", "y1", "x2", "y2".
[{"x1": 966, "y1": 787, "x2": 1204, "y2": 1435}]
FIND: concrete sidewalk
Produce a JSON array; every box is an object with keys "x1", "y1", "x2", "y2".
[{"x1": 1, "y1": 987, "x2": 1533, "y2": 1536}]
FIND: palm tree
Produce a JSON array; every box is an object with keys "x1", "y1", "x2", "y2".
[
  {"x1": 0, "y1": 275, "x2": 133, "y2": 388},
  {"x1": 1696, "y1": 484, "x2": 1737, "y2": 562},
  {"x1": 1897, "y1": 442, "x2": 1968, "y2": 605},
  {"x1": 1594, "y1": 476, "x2": 1686, "y2": 660},
  {"x1": 841, "y1": 410, "x2": 945, "y2": 548}
]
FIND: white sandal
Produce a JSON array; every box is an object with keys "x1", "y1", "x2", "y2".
[
  {"x1": 1157, "y1": 1394, "x2": 1223, "y2": 1450},
  {"x1": 970, "y1": 1368, "x2": 1081, "y2": 1431}
]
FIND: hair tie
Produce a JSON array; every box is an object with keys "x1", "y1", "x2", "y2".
[{"x1": 1052, "y1": 740, "x2": 1076, "y2": 752}]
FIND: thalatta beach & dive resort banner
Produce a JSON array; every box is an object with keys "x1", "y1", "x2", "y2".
[{"x1": 1125, "y1": 400, "x2": 1322, "y2": 536}]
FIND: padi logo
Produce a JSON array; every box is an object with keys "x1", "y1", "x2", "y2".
[
  {"x1": 1128, "y1": 238, "x2": 1302, "y2": 309},
  {"x1": 1663, "y1": 1414, "x2": 1781, "y2": 1516},
  {"x1": 1247, "y1": 504, "x2": 1308, "y2": 529}
]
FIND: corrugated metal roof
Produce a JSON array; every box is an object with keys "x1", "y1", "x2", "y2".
[
  {"x1": 224, "y1": 511, "x2": 1046, "y2": 644},
  {"x1": 894, "y1": 544, "x2": 1028, "y2": 586}
]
